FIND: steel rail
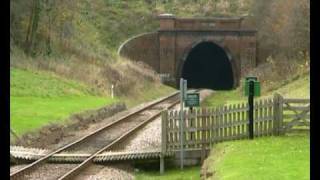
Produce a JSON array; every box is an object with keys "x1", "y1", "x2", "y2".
[
  {"x1": 58, "y1": 100, "x2": 180, "y2": 180},
  {"x1": 10, "y1": 91, "x2": 179, "y2": 179}
]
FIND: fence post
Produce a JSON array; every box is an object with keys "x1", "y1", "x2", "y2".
[
  {"x1": 160, "y1": 110, "x2": 168, "y2": 175},
  {"x1": 278, "y1": 95, "x2": 284, "y2": 135},
  {"x1": 273, "y1": 93, "x2": 283, "y2": 135},
  {"x1": 201, "y1": 108, "x2": 207, "y2": 163}
]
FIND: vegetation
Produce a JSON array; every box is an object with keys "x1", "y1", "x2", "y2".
[
  {"x1": 205, "y1": 133, "x2": 309, "y2": 180},
  {"x1": 10, "y1": 0, "x2": 309, "y2": 105},
  {"x1": 202, "y1": 72, "x2": 309, "y2": 107},
  {"x1": 135, "y1": 166, "x2": 201, "y2": 180},
  {"x1": 247, "y1": 0, "x2": 310, "y2": 90},
  {"x1": 10, "y1": 66, "x2": 174, "y2": 137},
  {"x1": 250, "y1": 0, "x2": 309, "y2": 61},
  {"x1": 10, "y1": 0, "x2": 253, "y2": 57},
  {"x1": 10, "y1": 0, "x2": 253, "y2": 138},
  {"x1": 10, "y1": 68, "x2": 116, "y2": 136}
]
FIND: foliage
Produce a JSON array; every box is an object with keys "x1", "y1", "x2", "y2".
[
  {"x1": 10, "y1": 0, "x2": 253, "y2": 58},
  {"x1": 249, "y1": 0, "x2": 310, "y2": 62}
]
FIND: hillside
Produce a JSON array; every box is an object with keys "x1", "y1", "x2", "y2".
[
  {"x1": 10, "y1": 0, "x2": 252, "y2": 138},
  {"x1": 11, "y1": 0, "x2": 253, "y2": 57}
]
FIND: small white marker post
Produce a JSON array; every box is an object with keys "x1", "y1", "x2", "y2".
[{"x1": 111, "y1": 84, "x2": 114, "y2": 99}]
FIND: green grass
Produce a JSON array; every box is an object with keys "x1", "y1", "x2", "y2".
[
  {"x1": 120, "y1": 81, "x2": 176, "y2": 108},
  {"x1": 201, "y1": 89, "x2": 245, "y2": 107},
  {"x1": 135, "y1": 166, "x2": 201, "y2": 180},
  {"x1": 10, "y1": 68, "x2": 116, "y2": 136},
  {"x1": 206, "y1": 133, "x2": 309, "y2": 180},
  {"x1": 202, "y1": 73, "x2": 310, "y2": 107},
  {"x1": 10, "y1": 67, "x2": 103, "y2": 97},
  {"x1": 267, "y1": 74, "x2": 310, "y2": 98}
]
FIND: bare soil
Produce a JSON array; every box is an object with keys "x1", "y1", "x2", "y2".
[{"x1": 13, "y1": 103, "x2": 126, "y2": 150}]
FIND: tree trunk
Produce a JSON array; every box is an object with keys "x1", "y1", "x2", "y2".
[
  {"x1": 24, "y1": 0, "x2": 35, "y2": 54},
  {"x1": 46, "y1": 0, "x2": 54, "y2": 56},
  {"x1": 25, "y1": 0, "x2": 41, "y2": 56}
]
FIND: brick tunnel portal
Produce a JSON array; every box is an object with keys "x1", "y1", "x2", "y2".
[
  {"x1": 118, "y1": 15, "x2": 258, "y2": 89},
  {"x1": 181, "y1": 42, "x2": 234, "y2": 90}
]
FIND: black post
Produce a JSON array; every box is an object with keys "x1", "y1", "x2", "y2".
[{"x1": 248, "y1": 80, "x2": 254, "y2": 139}]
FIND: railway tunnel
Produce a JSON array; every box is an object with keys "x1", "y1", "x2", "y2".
[
  {"x1": 118, "y1": 15, "x2": 257, "y2": 89},
  {"x1": 180, "y1": 41, "x2": 234, "y2": 90}
]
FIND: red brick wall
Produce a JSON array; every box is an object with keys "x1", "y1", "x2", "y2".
[
  {"x1": 174, "y1": 18, "x2": 242, "y2": 30},
  {"x1": 118, "y1": 32, "x2": 160, "y2": 72},
  {"x1": 119, "y1": 15, "x2": 257, "y2": 88}
]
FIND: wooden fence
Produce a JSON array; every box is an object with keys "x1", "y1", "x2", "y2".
[{"x1": 161, "y1": 94, "x2": 310, "y2": 152}]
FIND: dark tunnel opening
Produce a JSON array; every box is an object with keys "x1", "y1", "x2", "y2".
[{"x1": 181, "y1": 42, "x2": 234, "y2": 90}]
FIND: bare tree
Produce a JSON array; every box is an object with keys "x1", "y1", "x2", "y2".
[{"x1": 25, "y1": 0, "x2": 42, "y2": 55}]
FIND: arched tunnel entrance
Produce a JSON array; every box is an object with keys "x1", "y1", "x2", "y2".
[{"x1": 181, "y1": 42, "x2": 234, "y2": 90}]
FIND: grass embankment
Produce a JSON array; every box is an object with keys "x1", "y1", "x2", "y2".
[
  {"x1": 135, "y1": 166, "x2": 201, "y2": 180},
  {"x1": 206, "y1": 133, "x2": 309, "y2": 180},
  {"x1": 202, "y1": 73, "x2": 310, "y2": 107},
  {"x1": 119, "y1": 82, "x2": 175, "y2": 108},
  {"x1": 10, "y1": 67, "x2": 175, "y2": 137},
  {"x1": 10, "y1": 68, "x2": 116, "y2": 136},
  {"x1": 203, "y1": 73, "x2": 310, "y2": 180}
]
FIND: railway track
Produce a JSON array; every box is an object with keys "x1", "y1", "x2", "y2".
[{"x1": 10, "y1": 91, "x2": 182, "y2": 180}]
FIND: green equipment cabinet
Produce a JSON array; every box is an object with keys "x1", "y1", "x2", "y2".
[{"x1": 244, "y1": 76, "x2": 261, "y2": 97}]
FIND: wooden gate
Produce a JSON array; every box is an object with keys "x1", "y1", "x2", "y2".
[{"x1": 281, "y1": 97, "x2": 310, "y2": 133}]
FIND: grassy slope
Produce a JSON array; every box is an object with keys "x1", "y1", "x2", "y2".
[
  {"x1": 120, "y1": 81, "x2": 176, "y2": 108},
  {"x1": 207, "y1": 133, "x2": 309, "y2": 180},
  {"x1": 202, "y1": 73, "x2": 310, "y2": 107},
  {"x1": 135, "y1": 166, "x2": 201, "y2": 180},
  {"x1": 203, "y1": 73, "x2": 310, "y2": 180},
  {"x1": 10, "y1": 68, "x2": 116, "y2": 136}
]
